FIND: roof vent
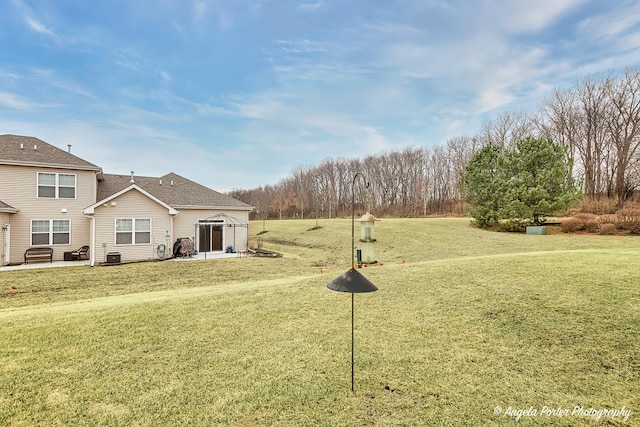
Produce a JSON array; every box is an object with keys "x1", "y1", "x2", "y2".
[
  {"x1": 33, "y1": 144, "x2": 38, "y2": 151},
  {"x1": 20, "y1": 143, "x2": 24, "y2": 149},
  {"x1": 170, "y1": 180, "x2": 174, "y2": 186},
  {"x1": 67, "y1": 144, "x2": 72, "y2": 153},
  {"x1": 130, "y1": 171, "x2": 135, "y2": 183},
  {"x1": 159, "y1": 179, "x2": 162, "y2": 185}
]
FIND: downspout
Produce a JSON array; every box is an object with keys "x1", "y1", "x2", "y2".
[
  {"x1": 1, "y1": 224, "x2": 7, "y2": 266},
  {"x1": 170, "y1": 211, "x2": 177, "y2": 257},
  {"x1": 84, "y1": 214, "x2": 96, "y2": 267}
]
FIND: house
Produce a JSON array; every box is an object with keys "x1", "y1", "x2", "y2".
[{"x1": 0, "y1": 134, "x2": 253, "y2": 267}]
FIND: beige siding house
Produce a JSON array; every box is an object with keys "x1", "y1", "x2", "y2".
[
  {"x1": 0, "y1": 134, "x2": 253, "y2": 267},
  {"x1": 0, "y1": 135, "x2": 101, "y2": 265}
]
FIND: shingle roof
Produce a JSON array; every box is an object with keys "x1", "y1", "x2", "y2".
[
  {"x1": 0, "y1": 134, "x2": 101, "y2": 170},
  {"x1": 0, "y1": 200, "x2": 18, "y2": 212},
  {"x1": 98, "y1": 172, "x2": 252, "y2": 210}
]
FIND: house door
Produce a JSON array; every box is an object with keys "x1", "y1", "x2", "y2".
[{"x1": 198, "y1": 221, "x2": 223, "y2": 252}]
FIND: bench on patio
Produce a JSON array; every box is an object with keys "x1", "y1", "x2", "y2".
[{"x1": 24, "y1": 247, "x2": 54, "y2": 264}]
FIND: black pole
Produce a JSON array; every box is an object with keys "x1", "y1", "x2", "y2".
[
  {"x1": 350, "y1": 173, "x2": 368, "y2": 393},
  {"x1": 351, "y1": 292, "x2": 355, "y2": 393}
]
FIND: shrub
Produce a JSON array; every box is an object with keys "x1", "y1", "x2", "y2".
[
  {"x1": 562, "y1": 213, "x2": 600, "y2": 233},
  {"x1": 599, "y1": 214, "x2": 618, "y2": 225},
  {"x1": 584, "y1": 218, "x2": 600, "y2": 233},
  {"x1": 498, "y1": 219, "x2": 526, "y2": 232},
  {"x1": 561, "y1": 218, "x2": 580, "y2": 233},
  {"x1": 599, "y1": 223, "x2": 617, "y2": 235},
  {"x1": 614, "y1": 207, "x2": 640, "y2": 234},
  {"x1": 574, "y1": 212, "x2": 598, "y2": 222}
]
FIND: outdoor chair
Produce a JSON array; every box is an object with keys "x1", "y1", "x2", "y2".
[{"x1": 71, "y1": 245, "x2": 90, "y2": 260}]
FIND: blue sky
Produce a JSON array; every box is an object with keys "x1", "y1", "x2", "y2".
[{"x1": 1, "y1": 0, "x2": 640, "y2": 191}]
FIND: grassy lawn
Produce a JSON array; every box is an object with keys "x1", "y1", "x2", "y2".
[{"x1": 0, "y1": 218, "x2": 638, "y2": 426}]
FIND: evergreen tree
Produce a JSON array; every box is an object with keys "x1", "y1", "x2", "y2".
[
  {"x1": 462, "y1": 143, "x2": 507, "y2": 228},
  {"x1": 463, "y1": 138, "x2": 581, "y2": 229}
]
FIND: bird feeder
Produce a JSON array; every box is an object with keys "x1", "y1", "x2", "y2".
[{"x1": 357, "y1": 212, "x2": 378, "y2": 265}]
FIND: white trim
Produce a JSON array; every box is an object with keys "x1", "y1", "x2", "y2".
[
  {"x1": 83, "y1": 184, "x2": 178, "y2": 215},
  {"x1": 37, "y1": 172, "x2": 77, "y2": 200},
  {"x1": 173, "y1": 205, "x2": 253, "y2": 211},
  {"x1": 30, "y1": 218, "x2": 72, "y2": 246},
  {"x1": 115, "y1": 218, "x2": 152, "y2": 246},
  {"x1": 0, "y1": 160, "x2": 100, "y2": 171},
  {"x1": 196, "y1": 219, "x2": 225, "y2": 253}
]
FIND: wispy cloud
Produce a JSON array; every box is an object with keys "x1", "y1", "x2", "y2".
[
  {"x1": 493, "y1": 0, "x2": 588, "y2": 33},
  {"x1": 10, "y1": 0, "x2": 61, "y2": 41},
  {"x1": 0, "y1": 91, "x2": 61, "y2": 110},
  {"x1": 578, "y1": 2, "x2": 640, "y2": 40},
  {"x1": 25, "y1": 16, "x2": 58, "y2": 39},
  {"x1": 115, "y1": 49, "x2": 143, "y2": 72},
  {"x1": 299, "y1": 1, "x2": 327, "y2": 11}
]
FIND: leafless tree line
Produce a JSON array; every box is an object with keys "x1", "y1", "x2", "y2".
[{"x1": 230, "y1": 68, "x2": 640, "y2": 219}]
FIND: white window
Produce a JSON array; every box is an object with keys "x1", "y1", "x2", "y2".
[
  {"x1": 116, "y1": 218, "x2": 151, "y2": 245},
  {"x1": 37, "y1": 172, "x2": 76, "y2": 199},
  {"x1": 31, "y1": 219, "x2": 71, "y2": 245}
]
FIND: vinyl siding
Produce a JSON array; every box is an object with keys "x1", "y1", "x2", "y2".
[
  {"x1": 0, "y1": 164, "x2": 96, "y2": 264},
  {"x1": 92, "y1": 188, "x2": 174, "y2": 263}
]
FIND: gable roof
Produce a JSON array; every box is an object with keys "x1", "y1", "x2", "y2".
[
  {"x1": 0, "y1": 134, "x2": 101, "y2": 171},
  {"x1": 98, "y1": 172, "x2": 252, "y2": 210},
  {"x1": 84, "y1": 184, "x2": 178, "y2": 215},
  {"x1": 0, "y1": 200, "x2": 19, "y2": 214}
]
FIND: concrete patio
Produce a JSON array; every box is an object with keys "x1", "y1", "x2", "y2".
[{"x1": 1, "y1": 251, "x2": 247, "y2": 272}]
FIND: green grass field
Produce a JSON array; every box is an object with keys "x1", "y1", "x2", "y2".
[{"x1": 0, "y1": 218, "x2": 638, "y2": 426}]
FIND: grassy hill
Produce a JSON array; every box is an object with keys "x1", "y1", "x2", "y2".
[{"x1": 0, "y1": 218, "x2": 638, "y2": 425}]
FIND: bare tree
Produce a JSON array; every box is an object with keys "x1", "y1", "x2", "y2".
[
  {"x1": 606, "y1": 68, "x2": 640, "y2": 203},
  {"x1": 479, "y1": 111, "x2": 537, "y2": 148}
]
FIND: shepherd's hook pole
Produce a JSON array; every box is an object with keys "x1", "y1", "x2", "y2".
[{"x1": 351, "y1": 172, "x2": 369, "y2": 393}]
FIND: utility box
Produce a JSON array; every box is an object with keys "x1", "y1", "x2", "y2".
[
  {"x1": 357, "y1": 212, "x2": 379, "y2": 264},
  {"x1": 106, "y1": 252, "x2": 121, "y2": 264},
  {"x1": 526, "y1": 226, "x2": 547, "y2": 235}
]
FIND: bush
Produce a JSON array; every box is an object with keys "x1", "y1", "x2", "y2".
[
  {"x1": 573, "y1": 212, "x2": 598, "y2": 222},
  {"x1": 614, "y1": 207, "x2": 640, "y2": 234},
  {"x1": 562, "y1": 213, "x2": 599, "y2": 233},
  {"x1": 599, "y1": 214, "x2": 618, "y2": 225},
  {"x1": 561, "y1": 218, "x2": 580, "y2": 233},
  {"x1": 560, "y1": 203, "x2": 640, "y2": 234},
  {"x1": 584, "y1": 218, "x2": 600, "y2": 233},
  {"x1": 599, "y1": 223, "x2": 617, "y2": 235},
  {"x1": 498, "y1": 219, "x2": 526, "y2": 232}
]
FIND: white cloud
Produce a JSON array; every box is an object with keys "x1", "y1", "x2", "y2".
[
  {"x1": 0, "y1": 91, "x2": 60, "y2": 109},
  {"x1": 10, "y1": 0, "x2": 60, "y2": 42},
  {"x1": 25, "y1": 16, "x2": 57, "y2": 38},
  {"x1": 299, "y1": 1, "x2": 326, "y2": 11},
  {"x1": 578, "y1": 2, "x2": 640, "y2": 41},
  {"x1": 494, "y1": 0, "x2": 588, "y2": 33}
]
